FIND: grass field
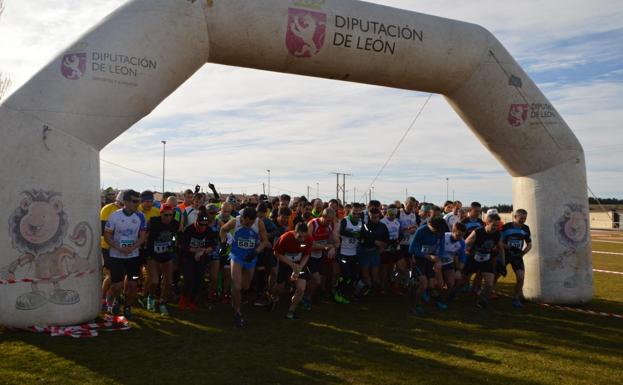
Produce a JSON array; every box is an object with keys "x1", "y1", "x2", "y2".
[{"x1": 1, "y1": 232, "x2": 622, "y2": 385}]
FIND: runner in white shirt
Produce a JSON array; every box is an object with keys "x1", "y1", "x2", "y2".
[{"x1": 104, "y1": 190, "x2": 148, "y2": 319}]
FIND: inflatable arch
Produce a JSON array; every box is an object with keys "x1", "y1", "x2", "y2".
[{"x1": 0, "y1": 0, "x2": 592, "y2": 327}]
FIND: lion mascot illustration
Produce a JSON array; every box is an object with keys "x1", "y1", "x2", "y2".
[{"x1": 0, "y1": 190, "x2": 93, "y2": 310}]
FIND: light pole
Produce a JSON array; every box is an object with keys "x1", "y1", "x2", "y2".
[
  {"x1": 316, "y1": 182, "x2": 319, "y2": 199},
  {"x1": 161, "y1": 140, "x2": 166, "y2": 194},
  {"x1": 267, "y1": 169, "x2": 271, "y2": 198},
  {"x1": 446, "y1": 177, "x2": 449, "y2": 201}
]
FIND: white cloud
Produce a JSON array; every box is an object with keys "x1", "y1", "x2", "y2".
[{"x1": 1, "y1": 0, "x2": 622, "y2": 204}]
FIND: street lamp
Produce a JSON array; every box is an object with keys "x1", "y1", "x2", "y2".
[
  {"x1": 267, "y1": 169, "x2": 271, "y2": 198},
  {"x1": 161, "y1": 140, "x2": 166, "y2": 194},
  {"x1": 446, "y1": 177, "x2": 449, "y2": 201}
]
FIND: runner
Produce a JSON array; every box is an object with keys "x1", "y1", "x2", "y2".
[
  {"x1": 100, "y1": 191, "x2": 123, "y2": 312},
  {"x1": 217, "y1": 201, "x2": 236, "y2": 304},
  {"x1": 179, "y1": 206, "x2": 218, "y2": 311},
  {"x1": 335, "y1": 203, "x2": 364, "y2": 303},
  {"x1": 178, "y1": 189, "x2": 194, "y2": 213},
  {"x1": 219, "y1": 207, "x2": 269, "y2": 327},
  {"x1": 380, "y1": 204, "x2": 402, "y2": 294},
  {"x1": 501, "y1": 209, "x2": 532, "y2": 308},
  {"x1": 356, "y1": 207, "x2": 388, "y2": 297},
  {"x1": 305, "y1": 208, "x2": 340, "y2": 309},
  {"x1": 462, "y1": 202, "x2": 484, "y2": 238},
  {"x1": 145, "y1": 204, "x2": 179, "y2": 315},
  {"x1": 409, "y1": 216, "x2": 447, "y2": 315},
  {"x1": 104, "y1": 190, "x2": 148, "y2": 319},
  {"x1": 253, "y1": 202, "x2": 279, "y2": 307},
  {"x1": 398, "y1": 197, "x2": 420, "y2": 290},
  {"x1": 443, "y1": 200, "x2": 463, "y2": 229},
  {"x1": 464, "y1": 212, "x2": 505, "y2": 309},
  {"x1": 439, "y1": 222, "x2": 467, "y2": 304},
  {"x1": 182, "y1": 192, "x2": 205, "y2": 229},
  {"x1": 270, "y1": 222, "x2": 313, "y2": 319},
  {"x1": 204, "y1": 204, "x2": 223, "y2": 306}
]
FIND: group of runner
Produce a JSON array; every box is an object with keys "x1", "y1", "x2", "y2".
[{"x1": 100, "y1": 186, "x2": 532, "y2": 327}]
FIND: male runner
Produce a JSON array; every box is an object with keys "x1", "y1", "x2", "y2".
[
  {"x1": 104, "y1": 190, "x2": 148, "y2": 319},
  {"x1": 501, "y1": 209, "x2": 532, "y2": 308},
  {"x1": 464, "y1": 212, "x2": 505, "y2": 309},
  {"x1": 271, "y1": 222, "x2": 313, "y2": 319}
]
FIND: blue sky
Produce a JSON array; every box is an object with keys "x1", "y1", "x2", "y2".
[{"x1": 1, "y1": 0, "x2": 622, "y2": 205}]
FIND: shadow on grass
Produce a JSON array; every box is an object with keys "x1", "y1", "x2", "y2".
[{"x1": 1, "y1": 286, "x2": 622, "y2": 385}]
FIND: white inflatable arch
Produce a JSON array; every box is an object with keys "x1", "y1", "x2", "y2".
[{"x1": 0, "y1": 0, "x2": 592, "y2": 327}]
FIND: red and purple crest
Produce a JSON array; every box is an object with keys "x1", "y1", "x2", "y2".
[
  {"x1": 61, "y1": 53, "x2": 87, "y2": 80},
  {"x1": 507, "y1": 104, "x2": 529, "y2": 127},
  {"x1": 285, "y1": 8, "x2": 326, "y2": 58}
]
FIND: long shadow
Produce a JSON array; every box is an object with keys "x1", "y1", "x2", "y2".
[{"x1": 1, "y1": 286, "x2": 622, "y2": 385}]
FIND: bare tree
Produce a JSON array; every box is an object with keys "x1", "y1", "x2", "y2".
[{"x1": 0, "y1": 0, "x2": 12, "y2": 101}]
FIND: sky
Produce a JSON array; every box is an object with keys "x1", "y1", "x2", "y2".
[{"x1": 1, "y1": 0, "x2": 622, "y2": 205}]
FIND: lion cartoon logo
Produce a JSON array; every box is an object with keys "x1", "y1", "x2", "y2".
[
  {"x1": 0, "y1": 190, "x2": 93, "y2": 310},
  {"x1": 555, "y1": 203, "x2": 589, "y2": 250}
]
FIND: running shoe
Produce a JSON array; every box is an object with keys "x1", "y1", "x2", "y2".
[
  {"x1": 512, "y1": 298, "x2": 523, "y2": 308},
  {"x1": 286, "y1": 310, "x2": 300, "y2": 320},
  {"x1": 123, "y1": 306, "x2": 132, "y2": 320},
  {"x1": 422, "y1": 290, "x2": 431, "y2": 303},
  {"x1": 222, "y1": 293, "x2": 231, "y2": 305},
  {"x1": 302, "y1": 296, "x2": 312, "y2": 311},
  {"x1": 234, "y1": 313, "x2": 245, "y2": 328},
  {"x1": 410, "y1": 305, "x2": 425, "y2": 316},
  {"x1": 253, "y1": 296, "x2": 270, "y2": 307},
  {"x1": 147, "y1": 295, "x2": 156, "y2": 312},
  {"x1": 178, "y1": 295, "x2": 188, "y2": 311},
  {"x1": 333, "y1": 292, "x2": 351, "y2": 304},
  {"x1": 436, "y1": 301, "x2": 448, "y2": 310},
  {"x1": 159, "y1": 304, "x2": 169, "y2": 316}
]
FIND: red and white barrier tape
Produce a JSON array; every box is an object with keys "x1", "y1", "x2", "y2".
[
  {"x1": 493, "y1": 291, "x2": 622, "y2": 319},
  {"x1": 21, "y1": 314, "x2": 130, "y2": 338},
  {"x1": 593, "y1": 269, "x2": 623, "y2": 276},
  {"x1": 538, "y1": 303, "x2": 623, "y2": 319},
  {"x1": 0, "y1": 268, "x2": 98, "y2": 285}
]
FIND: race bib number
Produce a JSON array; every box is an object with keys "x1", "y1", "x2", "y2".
[
  {"x1": 347, "y1": 237, "x2": 358, "y2": 245},
  {"x1": 421, "y1": 245, "x2": 436, "y2": 255},
  {"x1": 475, "y1": 251, "x2": 491, "y2": 262},
  {"x1": 154, "y1": 241, "x2": 171, "y2": 254},
  {"x1": 237, "y1": 238, "x2": 256, "y2": 249},
  {"x1": 441, "y1": 255, "x2": 453, "y2": 265},
  {"x1": 120, "y1": 239, "x2": 134, "y2": 248},
  {"x1": 190, "y1": 238, "x2": 205, "y2": 248},
  {"x1": 509, "y1": 240, "x2": 523, "y2": 250},
  {"x1": 286, "y1": 252, "x2": 302, "y2": 262}
]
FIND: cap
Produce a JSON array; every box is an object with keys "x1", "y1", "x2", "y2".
[
  {"x1": 486, "y1": 208, "x2": 499, "y2": 215},
  {"x1": 115, "y1": 191, "x2": 124, "y2": 203},
  {"x1": 197, "y1": 213, "x2": 210, "y2": 223},
  {"x1": 206, "y1": 204, "x2": 219, "y2": 214},
  {"x1": 259, "y1": 194, "x2": 268, "y2": 201},
  {"x1": 160, "y1": 204, "x2": 174, "y2": 213}
]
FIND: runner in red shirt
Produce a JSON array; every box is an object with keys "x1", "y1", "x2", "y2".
[{"x1": 270, "y1": 222, "x2": 313, "y2": 319}]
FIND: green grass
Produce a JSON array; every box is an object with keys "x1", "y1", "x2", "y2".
[{"x1": 1, "y1": 234, "x2": 622, "y2": 385}]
